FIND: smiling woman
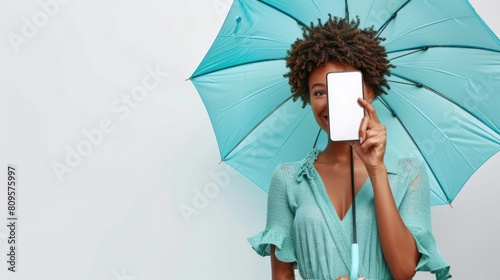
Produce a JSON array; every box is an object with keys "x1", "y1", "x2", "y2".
[{"x1": 248, "y1": 16, "x2": 451, "y2": 280}]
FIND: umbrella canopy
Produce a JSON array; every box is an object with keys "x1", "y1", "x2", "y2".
[{"x1": 190, "y1": 0, "x2": 500, "y2": 206}]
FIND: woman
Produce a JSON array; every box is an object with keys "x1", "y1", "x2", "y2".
[{"x1": 248, "y1": 16, "x2": 451, "y2": 280}]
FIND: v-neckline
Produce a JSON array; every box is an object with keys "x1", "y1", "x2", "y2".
[
  {"x1": 306, "y1": 162, "x2": 368, "y2": 270},
  {"x1": 313, "y1": 164, "x2": 369, "y2": 222}
]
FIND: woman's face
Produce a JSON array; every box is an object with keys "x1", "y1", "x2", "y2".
[{"x1": 308, "y1": 61, "x2": 374, "y2": 133}]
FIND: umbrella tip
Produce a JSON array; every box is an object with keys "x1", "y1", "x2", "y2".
[
  {"x1": 449, "y1": 202, "x2": 454, "y2": 209},
  {"x1": 185, "y1": 77, "x2": 191, "y2": 81}
]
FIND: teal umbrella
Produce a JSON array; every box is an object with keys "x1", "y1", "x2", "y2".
[
  {"x1": 190, "y1": 0, "x2": 500, "y2": 207},
  {"x1": 190, "y1": 0, "x2": 500, "y2": 278}
]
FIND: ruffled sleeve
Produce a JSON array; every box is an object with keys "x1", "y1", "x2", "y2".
[
  {"x1": 399, "y1": 159, "x2": 451, "y2": 279},
  {"x1": 247, "y1": 165, "x2": 297, "y2": 265},
  {"x1": 409, "y1": 226, "x2": 451, "y2": 279}
]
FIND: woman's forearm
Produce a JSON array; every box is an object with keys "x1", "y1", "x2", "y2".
[{"x1": 369, "y1": 164, "x2": 420, "y2": 279}]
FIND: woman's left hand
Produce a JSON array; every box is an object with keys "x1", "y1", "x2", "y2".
[{"x1": 351, "y1": 97, "x2": 387, "y2": 172}]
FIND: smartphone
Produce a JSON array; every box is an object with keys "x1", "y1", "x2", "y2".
[{"x1": 326, "y1": 71, "x2": 365, "y2": 142}]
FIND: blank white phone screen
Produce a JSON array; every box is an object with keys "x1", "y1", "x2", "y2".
[{"x1": 327, "y1": 71, "x2": 364, "y2": 141}]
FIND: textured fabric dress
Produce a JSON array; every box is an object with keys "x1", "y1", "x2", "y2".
[{"x1": 248, "y1": 149, "x2": 451, "y2": 280}]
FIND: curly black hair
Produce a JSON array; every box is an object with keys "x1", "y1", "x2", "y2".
[{"x1": 285, "y1": 15, "x2": 394, "y2": 108}]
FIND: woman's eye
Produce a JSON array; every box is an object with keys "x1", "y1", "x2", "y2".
[{"x1": 314, "y1": 91, "x2": 326, "y2": 96}]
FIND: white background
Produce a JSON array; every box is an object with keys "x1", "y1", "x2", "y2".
[{"x1": 0, "y1": 0, "x2": 499, "y2": 279}]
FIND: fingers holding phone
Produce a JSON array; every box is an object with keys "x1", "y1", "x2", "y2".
[
  {"x1": 326, "y1": 70, "x2": 386, "y2": 168},
  {"x1": 354, "y1": 97, "x2": 387, "y2": 169}
]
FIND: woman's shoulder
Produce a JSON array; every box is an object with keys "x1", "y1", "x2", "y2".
[
  {"x1": 384, "y1": 149, "x2": 426, "y2": 176},
  {"x1": 272, "y1": 161, "x2": 302, "y2": 183},
  {"x1": 275, "y1": 148, "x2": 321, "y2": 182},
  {"x1": 384, "y1": 151, "x2": 430, "y2": 205}
]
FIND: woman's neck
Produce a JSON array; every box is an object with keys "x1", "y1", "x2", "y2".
[{"x1": 316, "y1": 141, "x2": 362, "y2": 166}]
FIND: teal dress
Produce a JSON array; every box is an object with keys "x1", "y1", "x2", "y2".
[{"x1": 248, "y1": 149, "x2": 451, "y2": 280}]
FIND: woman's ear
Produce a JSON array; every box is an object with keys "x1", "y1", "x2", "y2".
[{"x1": 363, "y1": 84, "x2": 375, "y2": 103}]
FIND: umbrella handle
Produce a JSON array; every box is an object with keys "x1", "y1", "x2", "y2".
[
  {"x1": 350, "y1": 243, "x2": 359, "y2": 280},
  {"x1": 350, "y1": 147, "x2": 359, "y2": 280}
]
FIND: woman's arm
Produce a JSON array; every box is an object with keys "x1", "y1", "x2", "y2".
[
  {"x1": 271, "y1": 245, "x2": 295, "y2": 280},
  {"x1": 369, "y1": 166, "x2": 420, "y2": 279},
  {"x1": 354, "y1": 98, "x2": 420, "y2": 279}
]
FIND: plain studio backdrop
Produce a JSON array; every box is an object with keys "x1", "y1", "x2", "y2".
[{"x1": 0, "y1": 0, "x2": 499, "y2": 279}]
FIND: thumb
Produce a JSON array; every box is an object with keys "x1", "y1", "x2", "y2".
[{"x1": 350, "y1": 141, "x2": 364, "y2": 157}]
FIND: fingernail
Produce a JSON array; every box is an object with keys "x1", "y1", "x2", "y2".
[{"x1": 360, "y1": 137, "x2": 364, "y2": 144}]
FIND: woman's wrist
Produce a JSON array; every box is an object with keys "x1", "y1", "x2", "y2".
[{"x1": 366, "y1": 163, "x2": 387, "y2": 179}]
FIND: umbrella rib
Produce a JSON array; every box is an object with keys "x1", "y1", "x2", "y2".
[
  {"x1": 256, "y1": 108, "x2": 316, "y2": 183},
  {"x1": 221, "y1": 95, "x2": 293, "y2": 161},
  {"x1": 376, "y1": 96, "x2": 453, "y2": 203},
  {"x1": 192, "y1": 45, "x2": 500, "y2": 79},
  {"x1": 389, "y1": 72, "x2": 496, "y2": 134},
  {"x1": 386, "y1": 79, "x2": 418, "y2": 87},
  {"x1": 313, "y1": 128, "x2": 322, "y2": 149},
  {"x1": 191, "y1": 58, "x2": 286, "y2": 79},
  {"x1": 376, "y1": 0, "x2": 412, "y2": 38},
  {"x1": 392, "y1": 71, "x2": 500, "y2": 136},
  {"x1": 388, "y1": 47, "x2": 428, "y2": 60},
  {"x1": 388, "y1": 45, "x2": 500, "y2": 57},
  {"x1": 345, "y1": 0, "x2": 349, "y2": 22},
  {"x1": 390, "y1": 72, "x2": 496, "y2": 134},
  {"x1": 257, "y1": 0, "x2": 308, "y2": 28}
]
